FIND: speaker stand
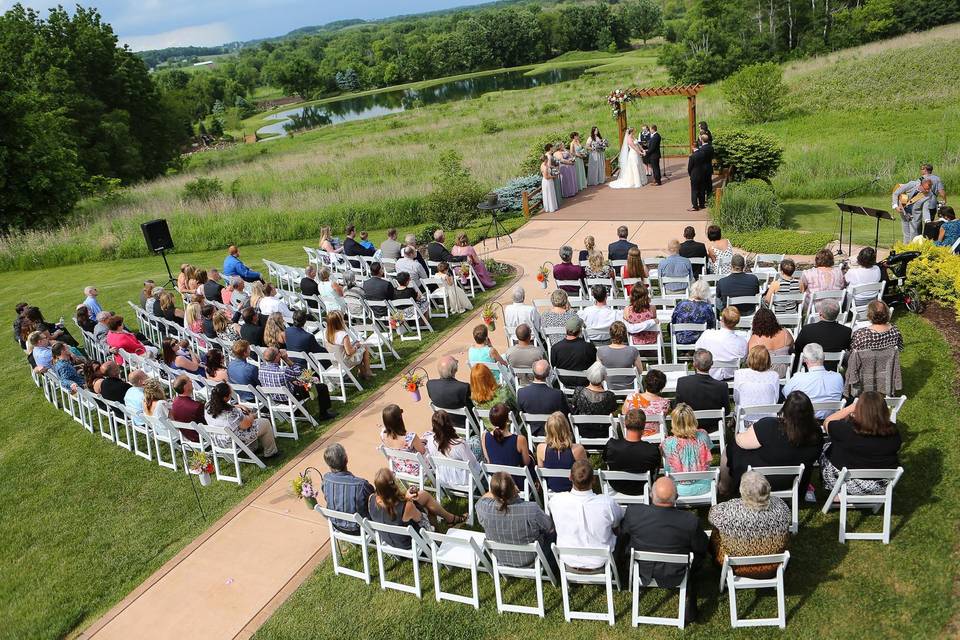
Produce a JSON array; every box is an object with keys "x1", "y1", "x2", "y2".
[{"x1": 157, "y1": 249, "x2": 177, "y2": 290}]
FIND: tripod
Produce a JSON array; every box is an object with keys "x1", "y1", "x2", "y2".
[
  {"x1": 156, "y1": 248, "x2": 178, "y2": 290},
  {"x1": 481, "y1": 207, "x2": 513, "y2": 250}
]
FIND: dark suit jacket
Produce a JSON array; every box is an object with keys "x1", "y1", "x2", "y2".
[
  {"x1": 343, "y1": 237, "x2": 375, "y2": 257},
  {"x1": 362, "y1": 277, "x2": 395, "y2": 301},
  {"x1": 427, "y1": 242, "x2": 465, "y2": 263},
  {"x1": 203, "y1": 279, "x2": 225, "y2": 304},
  {"x1": 675, "y1": 373, "x2": 730, "y2": 425},
  {"x1": 646, "y1": 132, "x2": 661, "y2": 158},
  {"x1": 426, "y1": 378, "x2": 473, "y2": 427},
  {"x1": 100, "y1": 377, "x2": 131, "y2": 404},
  {"x1": 621, "y1": 503, "x2": 708, "y2": 587},
  {"x1": 607, "y1": 239, "x2": 638, "y2": 264},
  {"x1": 285, "y1": 326, "x2": 326, "y2": 367},
  {"x1": 715, "y1": 272, "x2": 760, "y2": 313},
  {"x1": 687, "y1": 143, "x2": 713, "y2": 183},
  {"x1": 240, "y1": 322, "x2": 265, "y2": 347},
  {"x1": 679, "y1": 240, "x2": 708, "y2": 278},
  {"x1": 201, "y1": 317, "x2": 217, "y2": 339},
  {"x1": 793, "y1": 321, "x2": 852, "y2": 371},
  {"x1": 300, "y1": 277, "x2": 319, "y2": 298},
  {"x1": 517, "y1": 382, "x2": 570, "y2": 436}
]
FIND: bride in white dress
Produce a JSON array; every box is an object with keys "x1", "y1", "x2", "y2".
[{"x1": 608, "y1": 127, "x2": 648, "y2": 190}]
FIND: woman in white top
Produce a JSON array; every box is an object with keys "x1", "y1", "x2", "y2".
[
  {"x1": 323, "y1": 311, "x2": 372, "y2": 380},
  {"x1": 844, "y1": 247, "x2": 882, "y2": 307},
  {"x1": 733, "y1": 345, "x2": 780, "y2": 424},
  {"x1": 421, "y1": 410, "x2": 482, "y2": 487},
  {"x1": 316, "y1": 267, "x2": 345, "y2": 312},
  {"x1": 142, "y1": 379, "x2": 172, "y2": 436}
]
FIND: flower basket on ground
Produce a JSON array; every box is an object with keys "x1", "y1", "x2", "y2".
[
  {"x1": 388, "y1": 310, "x2": 406, "y2": 335},
  {"x1": 401, "y1": 370, "x2": 426, "y2": 402},
  {"x1": 189, "y1": 451, "x2": 214, "y2": 486},
  {"x1": 292, "y1": 470, "x2": 318, "y2": 510},
  {"x1": 459, "y1": 263, "x2": 471, "y2": 283},
  {"x1": 481, "y1": 303, "x2": 497, "y2": 331},
  {"x1": 536, "y1": 264, "x2": 551, "y2": 290}
]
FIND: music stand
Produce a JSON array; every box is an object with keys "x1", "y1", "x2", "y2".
[
  {"x1": 836, "y1": 202, "x2": 894, "y2": 254},
  {"x1": 835, "y1": 203, "x2": 856, "y2": 256},
  {"x1": 478, "y1": 193, "x2": 513, "y2": 250}
]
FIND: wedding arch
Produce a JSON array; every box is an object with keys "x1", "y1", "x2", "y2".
[{"x1": 607, "y1": 84, "x2": 704, "y2": 151}]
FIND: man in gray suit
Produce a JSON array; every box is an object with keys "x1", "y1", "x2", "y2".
[
  {"x1": 893, "y1": 178, "x2": 937, "y2": 241},
  {"x1": 380, "y1": 228, "x2": 402, "y2": 261}
]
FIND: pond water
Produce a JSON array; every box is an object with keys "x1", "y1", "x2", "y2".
[{"x1": 257, "y1": 65, "x2": 591, "y2": 138}]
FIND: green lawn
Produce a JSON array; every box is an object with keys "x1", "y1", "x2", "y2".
[
  {"x1": 253, "y1": 312, "x2": 960, "y2": 639},
  {"x1": 0, "y1": 224, "x2": 515, "y2": 640}
]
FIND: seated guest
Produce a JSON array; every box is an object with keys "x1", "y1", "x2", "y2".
[
  {"x1": 286, "y1": 309, "x2": 325, "y2": 364},
  {"x1": 536, "y1": 412, "x2": 587, "y2": 493},
  {"x1": 733, "y1": 345, "x2": 780, "y2": 423},
  {"x1": 435, "y1": 262, "x2": 473, "y2": 313},
  {"x1": 213, "y1": 310, "x2": 240, "y2": 343},
  {"x1": 715, "y1": 254, "x2": 760, "y2": 314},
  {"x1": 800, "y1": 248, "x2": 845, "y2": 297},
  {"x1": 552, "y1": 245, "x2": 586, "y2": 294},
  {"x1": 324, "y1": 311, "x2": 372, "y2": 379},
  {"x1": 52, "y1": 343, "x2": 85, "y2": 392},
  {"x1": 224, "y1": 276, "x2": 247, "y2": 309},
  {"x1": 319, "y1": 225, "x2": 341, "y2": 254},
  {"x1": 792, "y1": 299, "x2": 851, "y2": 371},
  {"x1": 782, "y1": 343, "x2": 844, "y2": 417},
  {"x1": 934, "y1": 206, "x2": 959, "y2": 247},
  {"x1": 169, "y1": 375, "x2": 205, "y2": 436},
  {"x1": 517, "y1": 360, "x2": 570, "y2": 436},
  {"x1": 675, "y1": 349, "x2": 731, "y2": 421},
  {"x1": 203, "y1": 268, "x2": 224, "y2": 303},
  {"x1": 405, "y1": 233, "x2": 429, "y2": 273},
  {"x1": 579, "y1": 235, "x2": 595, "y2": 263},
  {"x1": 477, "y1": 472, "x2": 555, "y2": 570},
  {"x1": 316, "y1": 267, "x2": 346, "y2": 313},
  {"x1": 725, "y1": 391, "x2": 822, "y2": 495},
  {"x1": 340, "y1": 270, "x2": 366, "y2": 318},
  {"x1": 123, "y1": 370, "x2": 149, "y2": 426},
  {"x1": 342, "y1": 224, "x2": 375, "y2": 258},
  {"x1": 299, "y1": 265, "x2": 319, "y2": 298},
  {"x1": 622, "y1": 369, "x2": 671, "y2": 437},
  {"x1": 27, "y1": 332, "x2": 53, "y2": 370},
  {"x1": 453, "y1": 232, "x2": 496, "y2": 288},
  {"x1": 468, "y1": 324, "x2": 507, "y2": 382},
  {"x1": 622, "y1": 247, "x2": 648, "y2": 295},
  {"x1": 578, "y1": 285, "x2": 618, "y2": 344},
  {"x1": 570, "y1": 362, "x2": 618, "y2": 424},
  {"x1": 361, "y1": 262, "x2": 395, "y2": 306},
  {"x1": 821, "y1": 391, "x2": 902, "y2": 495},
  {"x1": 154, "y1": 292, "x2": 181, "y2": 322},
  {"x1": 550, "y1": 460, "x2": 623, "y2": 572},
  {"x1": 321, "y1": 443, "x2": 374, "y2": 533},
  {"x1": 393, "y1": 272, "x2": 428, "y2": 317},
  {"x1": 679, "y1": 226, "x2": 708, "y2": 278},
  {"x1": 851, "y1": 300, "x2": 903, "y2": 352},
  {"x1": 99, "y1": 361, "x2": 131, "y2": 404},
  {"x1": 426, "y1": 229, "x2": 466, "y2": 263},
  {"x1": 584, "y1": 250, "x2": 615, "y2": 285},
  {"x1": 671, "y1": 279, "x2": 716, "y2": 344},
  {"x1": 607, "y1": 225, "x2": 637, "y2": 268},
  {"x1": 623, "y1": 284, "x2": 659, "y2": 346},
  {"x1": 396, "y1": 245, "x2": 428, "y2": 287},
  {"x1": 550, "y1": 317, "x2": 597, "y2": 387},
  {"x1": 708, "y1": 471, "x2": 791, "y2": 578},
  {"x1": 598, "y1": 321, "x2": 643, "y2": 390},
  {"x1": 764, "y1": 258, "x2": 801, "y2": 313},
  {"x1": 504, "y1": 287, "x2": 541, "y2": 335},
  {"x1": 603, "y1": 408, "x2": 661, "y2": 494},
  {"x1": 82, "y1": 285, "x2": 103, "y2": 317},
  {"x1": 504, "y1": 324, "x2": 546, "y2": 383},
  {"x1": 205, "y1": 382, "x2": 278, "y2": 457},
  {"x1": 258, "y1": 284, "x2": 293, "y2": 323},
  {"x1": 426, "y1": 356, "x2": 473, "y2": 430},
  {"x1": 93, "y1": 311, "x2": 112, "y2": 343},
  {"x1": 161, "y1": 338, "x2": 203, "y2": 375},
  {"x1": 142, "y1": 379, "x2": 170, "y2": 425},
  {"x1": 695, "y1": 307, "x2": 748, "y2": 380},
  {"x1": 747, "y1": 308, "x2": 793, "y2": 377},
  {"x1": 471, "y1": 363, "x2": 517, "y2": 419},
  {"x1": 844, "y1": 247, "x2": 882, "y2": 306},
  {"x1": 204, "y1": 349, "x2": 229, "y2": 384},
  {"x1": 183, "y1": 302, "x2": 204, "y2": 336},
  {"x1": 620, "y1": 477, "x2": 709, "y2": 620},
  {"x1": 223, "y1": 245, "x2": 263, "y2": 283},
  {"x1": 239, "y1": 307, "x2": 265, "y2": 347},
  {"x1": 659, "y1": 239, "x2": 695, "y2": 293},
  {"x1": 380, "y1": 228, "x2": 402, "y2": 260},
  {"x1": 661, "y1": 404, "x2": 714, "y2": 497},
  {"x1": 379, "y1": 404, "x2": 427, "y2": 476},
  {"x1": 421, "y1": 410, "x2": 482, "y2": 487},
  {"x1": 140, "y1": 280, "x2": 156, "y2": 308},
  {"x1": 368, "y1": 468, "x2": 465, "y2": 544},
  {"x1": 259, "y1": 346, "x2": 335, "y2": 421},
  {"x1": 194, "y1": 270, "x2": 208, "y2": 297},
  {"x1": 540, "y1": 289, "x2": 579, "y2": 345},
  {"x1": 75, "y1": 305, "x2": 96, "y2": 334},
  {"x1": 227, "y1": 340, "x2": 259, "y2": 400},
  {"x1": 480, "y1": 404, "x2": 534, "y2": 482},
  {"x1": 201, "y1": 304, "x2": 218, "y2": 339}
]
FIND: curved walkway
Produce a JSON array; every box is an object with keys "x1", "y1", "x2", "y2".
[{"x1": 81, "y1": 163, "x2": 701, "y2": 639}]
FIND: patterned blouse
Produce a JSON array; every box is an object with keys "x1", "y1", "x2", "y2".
[
  {"x1": 622, "y1": 393, "x2": 671, "y2": 437},
  {"x1": 207, "y1": 407, "x2": 257, "y2": 448},
  {"x1": 671, "y1": 300, "x2": 716, "y2": 344},
  {"x1": 380, "y1": 430, "x2": 421, "y2": 476},
  {"x1": 851, "y1": 326, "x2": 904, "y2": 351},
  {"x1": 541, "y1": 310, "x2": 579, "y2": 344},
  {"x1": 624, "y1": 304, "x2": 659, "y2": 345},
  {"x1": 708, "y1": 497, "x2": 791, "y2": 577},
  {"x1": 661, "y1": 430, "x2": 713, "y2": 495},
  {"x1": 571, "y1": 387, "x2": 618, "y2": 416},
  {"x1": 768, "y1": 275, "x2": 801, "y2": 314}
]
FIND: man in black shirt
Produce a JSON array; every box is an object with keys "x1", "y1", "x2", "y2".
[
  {"x1": 678, "y1": 226, "x2": 708, "y2": 278},
  {"x1": 792, "y1": 298, "x2": 852, "y2": 371},
  {"x1": 550, "y1": 317, "x2": 597, "y2": 387},
  {"x1": 603, "y1": 409, "x2": 660, "y2": 494},
  {"x1": 239, "y1": 307, "x2": 265, "y2": 347},
  {"x1": 99, "y1": 361, "x2": 131, "y2": 403},
  {"x1": 300, "y1": 265, "x2": 319, "y2": 298},
  {"x1": 342, "y1": 224, "x2": 375, "y2": 258},
  {"x1": 362, "y1": 263, "x2": 395, "y2": 316},
  {"x1": 675, "y1": 349, "x2": 730, "y2": 426},
  {"x1": 203, "y1": 268, "x2": 225, "y2": 304},
  {"x1": 715, "y1": 254, "x2": 760, "y2": 314}
]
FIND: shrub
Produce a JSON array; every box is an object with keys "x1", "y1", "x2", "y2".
[
  {"x1": 480, "y1": 118, "x2": 502, "y2": 134},
  {"x1": 712, "y1": 130, "x2": 784, "y2": 182},
  {"x1": 711, "y1": 179, "x2": 783, "y2": 232},
  {"x1": 423, "y1": 150, "x2": 487, "y2": 230},
  {"x1": 726, "y1": 229, "x2": 834, "y2": 255},
  {"x1": 899, "y1": 241, "x2": 960, "y2": 318},
  {"x1": 493, "y1": 175, "x2": 542, "y2": 211},
  {"x1": 520, "y1": 130, "x2": 569, "y2": 174},
  {"x1": 722, "y1": 62, "x2": 787, "y2": 123},
  {"x1": 182, "y1": 177, "x2": 224, "y2": 202}
]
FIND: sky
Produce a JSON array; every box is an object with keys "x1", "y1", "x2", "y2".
[{"x1": 0, "y1": 0, "x2": 490, "y2": 50}]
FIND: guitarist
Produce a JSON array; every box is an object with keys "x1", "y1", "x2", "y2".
[{"x1": 892, "y1": 178, "x2": 936, "y2": 242}]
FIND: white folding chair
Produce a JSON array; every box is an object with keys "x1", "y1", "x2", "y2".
[
  {"x1": 429, "y1": 403, "x2": 480, "y2": 442},
  {"x1": 552, "y1": 544, "x2": 622, "y2": 625},
  {"x1": 102, "y1": 398, "x2": 133, "y2": 452},
  {"x1": 429, "y1": 455, "x2": 485, "y2": 525},
  {"x1": 144, "y1": 415, "x2": 180, "y2": 471},
  {"x1": 630, "y1": 550, "x2": 693, "y2": 629},
  {"x1": 821, "y1": 466, "x2": 904, "y2": 544},
  {"x1": 666, "y1": 469, "x2": 719, "y2": 507},
  {"x1": 670, "y1": 323, "x2": 706, "y2": 363},
  {"x1": 886, "y1": 395, "x2": 906, "y2": 423},
  {"x1": 200, "y1": 422, "x2": 266, "y2": 484},
  {"x1": 316, "y1": 507, "x2": 373, "y2": 583},
  {"x1": 535, "y1": 467, "x2": 572, "y2": 516},
  {"x1": 482, "y1": 463, "x2": 540, "y2": 505},
  {"x1": 259, "y1": 385, "x2": 313, "y2": 439},
  {"x1": 847, "y1": 281, "x2": 886, "y2": 320},
  {"x1": 555, "y1": 368, "x2": 589, "y2": 397},
  {"x1": 599, "y1": 469, "x2": 651, "y2": 507},
  {"x1": 377, "y1": 445, "x2": 440, "y2": 497},
  {"x1": 426, "y1": 529, "x2": 491, "y2": 608},
  {"x1": 748, "y1": 464, "x2": 805, "y2": 533},
  {"x1": 486, "y1": 540, "x2": 557, "y2": 618},
  {"x1": 571, "y1": 414, "x2": 615, "y2": 449},
  {"x1": 735, "y1": 403, "x2": 782, "y2": 433},
  {"x1": 719, "y1": 552, "x2": 791, "y2": 628},
  {"x1": 367, "y1": 519, "x2": 433, "y2": 598}
]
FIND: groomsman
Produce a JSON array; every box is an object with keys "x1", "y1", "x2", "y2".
[
  {"x1": 687, "y1": 133, "x2": 713, "y2": 211},
  {"x1": 647, "y1": 125, "x2": 662, "y2": 185}
]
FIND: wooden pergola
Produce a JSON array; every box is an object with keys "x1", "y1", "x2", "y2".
[{"x1": 613, "y1": 84, "x2": 704, "y2": 151}]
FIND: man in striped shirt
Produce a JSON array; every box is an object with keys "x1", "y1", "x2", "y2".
[{"x1": 321, "y1": 444, "x2": 373, "y2": 534}]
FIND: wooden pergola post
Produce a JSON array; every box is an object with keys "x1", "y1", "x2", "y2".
[
  {"x1": 687, "y1": 95, "x2": 697, "y2": 150},
  {"x1": 617, "y1": 111, "x2": 628, "y2": 146},
  {"x1": 614, "y1": 84, "x2": 703, "y2": 154}
]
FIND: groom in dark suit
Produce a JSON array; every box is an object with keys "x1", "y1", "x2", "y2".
[
  {"x1": 687, "y1": 134, "x2": 713, "y2": 210},
  {"x1": 647, "y1": 124, "x2": 662, "y2": 185}
]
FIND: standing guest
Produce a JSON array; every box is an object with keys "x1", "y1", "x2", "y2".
[
  {"x1": 764, "y1": 259, "x2": 802, "y2": 313},
  {"x1": 427, "y1": 229, "x2": 466, "y2": 263},
  {"x1": 540, "y1": 150, "x2": 559, "y2": 213},
  {"x1": 694, "y1": 307, "x2": 748, "y2": 380},
  {"x1": 504, "y1": 287, "x2": 541, "y2": 336},
  {"x1": 747, "y1": 308, "x2": 794, "y2": 376},
  {"x1": 396, "y1": 245, "x2": 428, "y2": 287},
  {"x1": 539, "y1": 289, "x2": 579, "y2": 345},
  {"x1": 792, "y1": 299, "x2": 851, "y2": 371},
  {"x1": 517, "y1": 360, "x2": 570, "y2": 436},
  {"x1": 733, "y1": 346, "x2": 781, "y2": 423},
  {"x1": 426, "y1": 356, "x2": 473, "y2": 429},
  {"x1": 716, "y1": 254, "x2": 760, "y2": 314},
  {"x1": 578, "y1": 285, "x2": 619, "y2": 344},
  {"x1": 380, "y1": 228, "x2": 402, "y2": 261},
  {"x1": 661, "y1": 404, "x2": 714, "y2": 497},
  {"x1": 646, "y1": 124, "x2": 663, "y2": 185},
  {"x1": 477, "y1": 472, "x2": 555, "y2": 571},
  {"x1": 223, "y1": 245, "x2": 263, "y2": 283},
  {"x1": 598, "y1": 321, "x2": 643, "y2": 390},
  {"x1": 705, "y1": 225, "x2": 735, "y2": 276},
  {"x1": 549, "y1": 461, "x2": 623, "y2": 571},
  {"x1": 622, "y1": 369, "x2": 672, "y2": 437},
  {"x1": 603, "y1": 408, "x2": 661, "y2": 494},
  {"x1": 659, "y1": 240, "x2": 695, "y2": 293},
  {"x1": 687, "y1": 133, "x2": 713, "y2": 211},
  {"x1": 671, "y1": 279, "x2": 716, "y2": 344},
  {"x1": 82, "y1": 286, "x2": 103, "y2": 317},
  {"x1": 452, "y1": 233, "x2": 496, "y2": 288},
  {"x1": 421, "y1": 410, "x2": 482, "y2": 487},
  {"x1": 555, "y1": 142, "x2": 578, "y2": 198},
  {"x1": 800, "y1": 249, "x2": 845, "y2": 297},
  {"x1": 586, "y1": 126, "x2": 607, "y2": 186},
  {"x1": 536, "y1": 412, "x2": 588, "y2": 493},
  {"x1": 342, "y1": 224, "x2": 375, "y2": 258},
  {"x1": 105, "y1": 315, "x2": 150, "y2": 364},
  {"x1": 783, "y1": 343, "x2": 844, "y2": 417},
  {"x1": 570, "y1": 362, "x2": 618, "y2": 423},
  {"x1": 367, "y1": 468, "x2": 465, "y2": 543},
  {"x1": 679, "y1": 226, "x2": 708, "y2": 277},
  {"x1": 621, "y1": 477, "x2": 709, "y2": 621},
  {"x1": 623, "y1": 284, "x2": 659, "y2": 346},
  {"x1": 204, "y1": 268, "x2": 224, "y2": 302},
  {"x1": 622, "y1": 247, "x2": 648, "y2": 296},
  {"x1": 206, "y1": 382, "x2": 278, "y2": 457},
  {"x1": 321, "y1": 444, "x2": 374, "y2": 533},
  {"x1": 607, "y1": 225, "x2": 637, "y2": 266},
  {"x1": 845, "y1": 247, "x2": 882, "y2": 306},
  {"x1": 480, "y1": 404, "x2": 534, "y2": 478},
  {"x1": 821, "y1": 391, "x2": 902, "y2": 495},
  {"x1": 319, "y1": 225, "x2": 341, "y2": 254},
  {"x1": 52, "y1": 343, "x2": 85, "y2": 392},
  {"x1": 639, "y1": 124, "x2": 653, "y2": 176},
  {"x1": 299, "y1": 265, "x2": 319, "y2": 299},
  {"x1": 570, "y1": 132, "x2": 588, "y2": 191},
  {"x1": 550, "y1": 317, "x2": 597, "y2": 387},
  {"x1": 227, "y1": 340, "x2": 260, "y2": 399},
  {"x1": 259, "y1": 346, "x2": 336, "y2": 421},
  {"x1": 504, "y1": 324, "x2": 546, "y2": 383},
  {"x1": 552, "y1": 246, "x2": 586, "y2": 294}
]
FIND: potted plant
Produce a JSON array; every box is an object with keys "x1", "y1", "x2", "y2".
[
  {"x1": 481, "y1": 303, "x2": 497, "y2": 331},
  {"x1": 189, "y1": 450, "x2": 214, "y2": 486},
  {"x1": 401, "y1": 370, "x2": 426, "y2": 401},
  {"x1": 536, "y1": 264, "x2": 550, "y2": 289},
  {"x1": 292, "y1": 470, "x2": 318, "y2": 510}
]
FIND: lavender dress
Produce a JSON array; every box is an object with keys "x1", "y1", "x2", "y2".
[{"x1": 559, "y1": 153, "x2": 578, "y2": 198}]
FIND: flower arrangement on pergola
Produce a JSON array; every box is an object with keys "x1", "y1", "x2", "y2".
[{"x1": 606, "y1": 84, "x2": 704, "y2": 150}]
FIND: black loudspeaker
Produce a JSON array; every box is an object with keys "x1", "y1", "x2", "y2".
[{"x1": 141, "y1": 219, "x2": 174, "y2": 253}]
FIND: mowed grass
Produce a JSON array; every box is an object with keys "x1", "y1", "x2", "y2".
[
  {"x1": 0, "y1": 223, "x2": 517, "y2": 640},
  {"x1": 253, "y1": 312, "x2": 960, "y2": 639}
]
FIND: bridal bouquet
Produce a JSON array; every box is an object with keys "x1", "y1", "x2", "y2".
[{"x1": 589, "y1": 138, "x2": 609, "y2": 153}]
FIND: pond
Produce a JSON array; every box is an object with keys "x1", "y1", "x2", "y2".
[{"x1": 257, "y1": 65, "x2": 592, "y2": 138}]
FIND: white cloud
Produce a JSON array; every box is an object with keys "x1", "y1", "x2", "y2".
[{"x1": 121, "y1": 21, "x2": 234, "y2": 51}]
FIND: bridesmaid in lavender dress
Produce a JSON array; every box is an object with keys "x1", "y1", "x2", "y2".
[
  {"x1": 555, "y1": 143, "x2": 578, "y2": 198},
  {"x1": 452, "y1": 233, "x2": 496, "y2": 288}
]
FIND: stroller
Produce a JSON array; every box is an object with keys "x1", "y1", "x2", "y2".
[{"x1": 879, "y1": 250, "x2": 923, "y2": 313}]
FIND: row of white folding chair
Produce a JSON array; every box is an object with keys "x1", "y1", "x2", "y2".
[
  {"x1": 425, "y1": 260, "x2": 485, "y2": 298},
  {"x1": 735, "y1": 395, "x2": 906, "y2": 434}
]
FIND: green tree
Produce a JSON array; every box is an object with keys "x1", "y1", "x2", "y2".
[
  {"x1": 621, "y1": 0, "x2": 664, "y2": 44},
  {"x1": 264, "y1": 51, "x2": 321, "y2": 99},
  {"x1": 722, "y1": 62, "x2": 787, "y2": 123}
]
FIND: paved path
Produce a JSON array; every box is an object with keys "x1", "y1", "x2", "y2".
[{"x1": 81, "y1": 163, "x2": 703, "y2": 640}]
